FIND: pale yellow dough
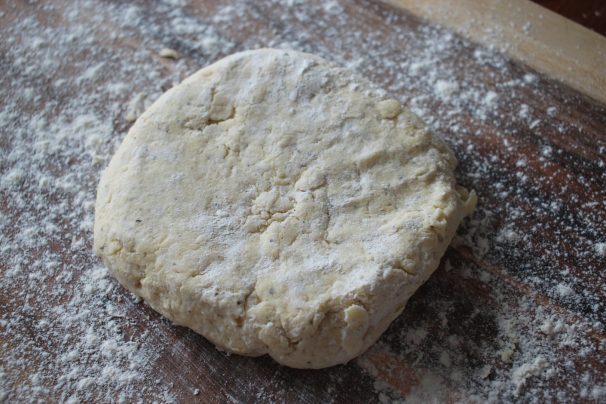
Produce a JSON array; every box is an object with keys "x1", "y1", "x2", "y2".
[{"x1": 94, "y1": 49, "x2": 476, "y2": 368}]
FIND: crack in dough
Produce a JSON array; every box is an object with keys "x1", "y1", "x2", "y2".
[{"x1": 94, "y1": 49, "x2": 476, "y2": 368}]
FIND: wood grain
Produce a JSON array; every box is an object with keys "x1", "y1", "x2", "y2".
[
  {"x1": 533, "y1": 0, "x2": 606, "y2": 35},
  {"x1": 1, "y1": 0, "x2": 605, "y2": 402},
  {"x1": 385, "y1": 0, "x2": 606, "y2": 104}
]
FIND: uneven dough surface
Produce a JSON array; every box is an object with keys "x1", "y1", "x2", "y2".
[{"x1": 94, "y1": 49, "x2": 476, "y2": 368}]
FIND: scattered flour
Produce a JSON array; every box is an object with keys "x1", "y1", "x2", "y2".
[
  {"x1": 434, "y1": 80, "x2": 459, "y2": 100},
  {"x1": 539, "y1": 318, "x2": 566, "y2": 335},
  {"x1": 0, "y1": 0, "x2": 235, "y2": 401},
  {"x1": 512, "y1": 356, "x2": 548, "y2": 396},
  {"x1": 1, "y1": 0, "x2": 605, "y2": 402},
  {"x1": 556, "y1": 283, "x2": 574, "y2": 297}
]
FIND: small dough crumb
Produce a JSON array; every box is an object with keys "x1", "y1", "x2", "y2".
[
  {"x1": 125, "y1": 92, "x2": 146, "y2": 123},
  {"x1": 159, "y1": 48, "x2": 179, "y2": 59},
  {"x1": 480, "y1": 365, "x2": 492, "y2": 379},
  {"x1": 377, "y1": 99, "x2": 402, "y2": 119}
]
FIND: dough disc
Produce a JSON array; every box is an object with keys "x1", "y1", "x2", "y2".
[{"x1": 94, "y1": 49, "x2": 476, "y2": 368}]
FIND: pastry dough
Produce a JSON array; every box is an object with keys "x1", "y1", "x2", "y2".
[{"x1": 94, "y1": 49, "x2": 476, "y2": 368}]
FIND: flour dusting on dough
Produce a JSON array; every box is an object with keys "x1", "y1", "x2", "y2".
[{"x1": 94, "y1": 49, "x2": 475, "y2": 369}]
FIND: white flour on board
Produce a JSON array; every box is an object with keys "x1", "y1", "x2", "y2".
[{"x1": 1, "y1": 0, "x2": 605, "y2": 402}]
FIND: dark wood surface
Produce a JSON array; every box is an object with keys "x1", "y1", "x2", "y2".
[{"x1": 1, "y1": 0, "x2": 605, "y2": 402}]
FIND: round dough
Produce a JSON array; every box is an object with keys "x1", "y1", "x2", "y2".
[{"x1": 94, "y1": 49, "x2": 476, "y2": 368}]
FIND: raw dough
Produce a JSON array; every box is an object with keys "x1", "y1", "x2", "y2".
[{"x1": 94, "y1": 49, "x2": 476, "y2": 368}]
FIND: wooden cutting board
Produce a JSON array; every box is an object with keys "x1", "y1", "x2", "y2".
[{"x1": 1, "y1": 0, "x2": 605, "y2": 402}]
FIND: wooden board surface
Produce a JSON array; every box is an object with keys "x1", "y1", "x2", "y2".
[
  {"x1": 1, "y1": 0, "x2": 605, "y2": 402},
  {"x1": 388, "y1": 0, "x2": 606, "y2": 105},
  {"x1": 532, "y1": 0, "x2": 606, "y2": 35}
]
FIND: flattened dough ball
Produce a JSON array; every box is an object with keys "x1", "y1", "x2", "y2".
[{"x1": 94, "y1": 49, "x2": 476, "y2": 368}]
